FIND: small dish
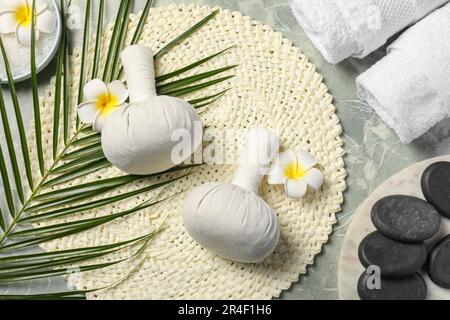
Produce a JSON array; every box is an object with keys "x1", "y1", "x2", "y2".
[{"x1": 0, "y1": 0, "x2": 62, "y2": 84}]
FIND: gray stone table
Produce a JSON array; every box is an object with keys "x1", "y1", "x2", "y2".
[{"x1": 1, "y1": 0, "x2": 450, "y2": 299}]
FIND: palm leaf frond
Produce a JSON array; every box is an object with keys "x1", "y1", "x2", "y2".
[
  {"x1": 62, "y1": 0, "x2": 71, "y2": 144},
  {"x1": 0, "y1": 2, "x2": 234, "y2": 299},
  {"x1": 76, "y1": 0, "x2": 92, "y2": 107},
  {"x1": 157, "y1": 65, "x2": 237, "y2": 94},
  {"x1": 31, "y1": 0, "x2": 45, "y2": 173},
  {"x1": 155, "y1": 10, "x2": 219, "y2": 58},
  {"x1": 20, "y1": 179, "x2": 181, "y2": 223},
  {"x1": 117, "y1": 0, "x2": 155, "y2": 79},
  {"x1": 70, "y1": 132, "x2": 101, "y2": 148},
  {"x1": 110, "y1": 0, "x2": 135, "y2": 80},
  {"x1": 51, "y1": 150, "x2": 104, "y2": 174},
  {"x1": 155, "y1": 45, "x2": 235, "y2": 83},
  {"x1": 130, "y1": 0, "x2": 155, "y2": 46},
  {"x1": 102, "y1": 0, "x2": 128, "y2": 82},
  {"x1": 41, "y1": 158, "x2": 111, "y2": 188},
  {"x1": 163, "y1": 75, "x2": 234, "y2": 97},
  {"x1": 91, "y1": 0, "x2": 105, "y2": 79},
  {"x1": 0, "y1": 145, "x2": 15, "y2": 218},
  {"x1": 191, "y1": 89, "x2": 231, "y2": 109},
  {"x1": 0, "y1": 40, "x2": 27, "y2": 201}
]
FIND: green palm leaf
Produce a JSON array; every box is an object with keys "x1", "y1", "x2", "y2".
[
  {"x1": 53, "y1": 1, "x2": 65, "y2": 160},
  {"x1": 77, "y1": 0, "x2": 91, "y2": 107},
  {"x1": 155, "y1": 45, "x2": 235, "y2": 83},
  {"x1": 62, "y1": 0, "x2": 71, "y2": 144},
  {"x1": 0, "y1": 145, "x2": 15, "y2": 217},
  {"x1": 61, "y1": 142, "x2": 103, "y2": 161},
  {"x1": 164, "y1": 75, "x2": 234, "y2": 97},
  {"x1": 9, "y1": 197, "x2": 166, "y2": 240},
  {"x1": 0, "y1": 40, "x2": 34, "y2": 192},
  {"x1": 116, "y1": 0, "x2": 155, "y2": 79},
  {"x1": 0, "y1": 43, "x2": 26, "y2": 203},
  {"x1": 102, "y1": 0, "x2": 128, "y2": 82},
  {"x1": 191, "y1": 89, "x2": 231, "y2": 109},
  {"x1": 70, "y1": 132, "x2": 101, "y2": 148},
  {"x1": 51, "y1": 150, "x2": 105, "y2": 174},
  {"x1": 157, "y1": 65, "x2": 237, "y2": 94},
  {"x1": 0, "y1": 232, "x2": 152, "y2": 264},
  {"x1": 20, "y1": 179, "x2": 181, "y2": 223},
  {"x1": 42, "y1": 158, "x2": 111, "y2": 188},
  {"x1": 110, "y1": 0, "x2": 134, "y2": 80},
  {"x1": 0, "y1": 209, "x2": 5, "y2": 231},
  {"x1": 0, "y1": 1, "x2": 235, "y2": 299},
  {"x1": 91, "y1": 0, "x2": 105, "y2": 79},
  {"x1": 31, "y1": 0, "x2": 45, "y2": 173},
  {"x1": 154, "y1": 10, "x2": 219, "y2": 59}
]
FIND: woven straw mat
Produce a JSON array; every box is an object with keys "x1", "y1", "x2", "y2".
[{"x1": 29, "y1": 4, "x2": 347, "y2": 299}]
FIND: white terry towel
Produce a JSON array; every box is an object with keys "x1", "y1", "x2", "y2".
[
  {"x1": 291, "y1": 0, "x2": 449, "y2": 64},
  {"x1": 356, "y1": 3, "x2": 450, "y2": 144}
]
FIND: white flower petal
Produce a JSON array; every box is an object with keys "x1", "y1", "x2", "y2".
[
  {"x1": 16, "y1": 24, "x2": 38, "y2": 46},
  {"x1": 303, "y1": 168, "x2": 324, "y2": 192},
  {"x1": 36, "y1": 10, "x2": 56, "y2": 33},
  {"x1": 0, "y1": 11, "x2": 18, "y2": 33},
  {"x1": 77, "y1": 101, "x2": 98, "y2": 124},
  {"x1": 1, "y1": 0, "x2": 28, "y2": 11},
  {"x1": 296, "y1": 149, "x2": 318, "y2": 170},
  {"x1": 268, "y1": 165, "x2": 286, "y2": 185},
  {"x1": 285, "y1": 179, "x2": 307, "y2": 199},
  {"x1": 93, "y1": 113, "x2": 106, "y2": 133},
  {"x1": 83, "y1": 79, "x2": 107, "y2": 101},
  {"x1": 277, "y1": 150, "x2": 297, "y2": 167},
  {"x1": 107, "y1": 80, "x2": 128, "y2": 105},
  {"x1": 34, "y1": 0, "x2": 48, "y2": 14}
]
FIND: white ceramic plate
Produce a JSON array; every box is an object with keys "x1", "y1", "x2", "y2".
[{"x1": 0, "y1": 0, "x2": 62, "y2": 84}]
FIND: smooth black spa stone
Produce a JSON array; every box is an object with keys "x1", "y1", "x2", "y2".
[
  {"x1": 371, "y1": 195, "x2": 441, "y2": 242},
  {"x1": 427, "y1": 235, "x2": 450, "y2": 289},
  {"x1": 358, "y1": 272, "x2": 427, "y2": 300},
  {"x1": 358, "y1": 232, "x2": 427, "y2": 278},
  {"x1": 421, "y1": 162, "x2": 450, "y2": 219}
]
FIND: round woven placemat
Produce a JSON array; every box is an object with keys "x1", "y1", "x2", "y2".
[{"x1": 32, "y1": 4, "x2": 346, "y2": 299}]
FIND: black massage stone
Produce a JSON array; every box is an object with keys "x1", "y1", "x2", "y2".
[
  {"x1": 371, "y1": 195, "x2": 441, "y2": 242},
  {"x1": 358, "y1": 231, "x2": 427, "y2": 278},
  {"x1": 421, "y1": 162, "x2": 450, "y2": 219},
  {"x1": 427, "y1": 235, "x2": 450, "y2": 289},
  {"x1": 358, "y1": 272, "x2": 427, "y2": 300}
]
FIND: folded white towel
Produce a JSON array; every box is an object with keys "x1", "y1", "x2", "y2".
[
  {"x1": 291, "y1": 0, "x2": 449, "y2": 64},
  {"x1": 357, "y1": 3, "x2": 450, "y2": 144}
]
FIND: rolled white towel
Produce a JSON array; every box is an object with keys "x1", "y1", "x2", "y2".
[
  {"x1": 291, "y1": 0, "x2": 449, "y2": 64},
  {"x1": 357, "y1": 3, "x2": 450, "y2": 144}
]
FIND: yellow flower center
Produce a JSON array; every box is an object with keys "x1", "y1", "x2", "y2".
[
  {"x1": 15, "y1": 4, "x2": 32, "y2": 26},
  {"x1": 284, "y1": 162, "x2": 306, "y2": 180},
  {"x1": 96, "y1": 93, "x2": 118, "y2": 116}
]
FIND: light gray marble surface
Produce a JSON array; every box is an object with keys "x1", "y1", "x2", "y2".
[{"x1": 1, "y1": 0, "x2": 450, "y2": 300}]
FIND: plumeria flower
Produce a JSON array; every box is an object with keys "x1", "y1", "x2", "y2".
[
  {"x1": 268, "y1": 150, "x2": 324, "y2": 199},
  {"x1": 77, "y1": 79, "x2": 128, "y2": 133},
  {"x1": 0, "y1": 0, "x2": 56, "y2": 46}
]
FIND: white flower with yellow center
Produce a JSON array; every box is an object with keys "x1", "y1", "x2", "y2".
[
  {"x1": 0, "y1": 0, "x2": 56, "y2": 46},
  {"x1": 268, "y1": 150, "x2": 324, "y2": 199},
  {"x1": 77, "y1": 79, "x2": 128, "y2": 133}
]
